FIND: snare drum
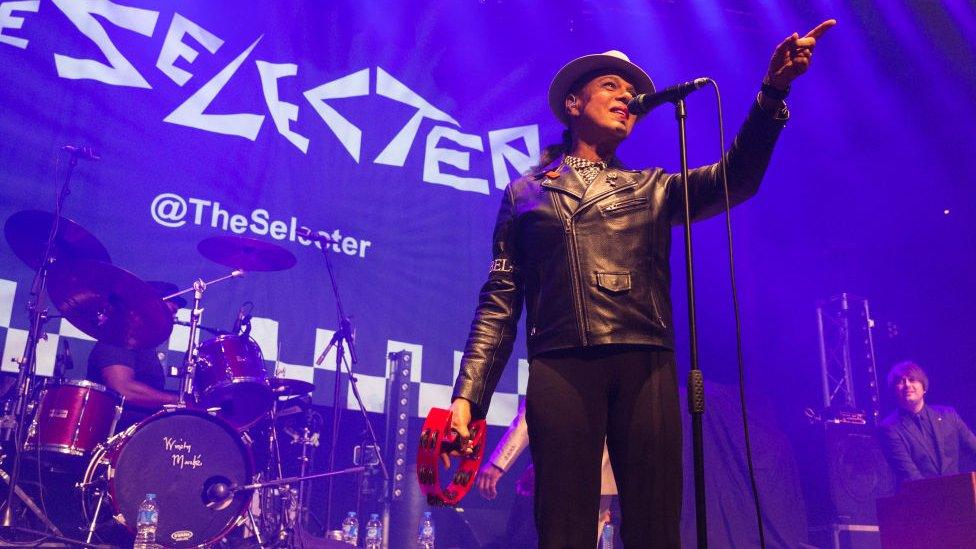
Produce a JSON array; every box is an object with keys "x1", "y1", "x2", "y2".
[
  {"x1": 195, "y1": 334, "x2": 273, "y2": 429},
  {"x1": 24, "y1": 380, "x2": 122, "y2": 456},
  {"x1": 82, "y1": 408, "x2": 254, "y2": 548}
]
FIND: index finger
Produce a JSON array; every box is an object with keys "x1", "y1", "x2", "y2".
[{"x1": 805, "y1": 19, "x2": 837, "y2": 39}]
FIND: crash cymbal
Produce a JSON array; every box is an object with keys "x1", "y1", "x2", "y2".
[
  {"x1": 47, "y1": 260, "x2": 174, "y2": 349},
  {"x1": 4, "y1": 210, "x2": 110, "y2": 269},
  {"x1": 270, "y1": 378, "x2": 315, "y2": 397},
  {"x1": 197, "y1": 235, "x2": 297, "y2": 272}
]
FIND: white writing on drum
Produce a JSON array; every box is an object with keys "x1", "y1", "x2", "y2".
[{"x1": 163, "y1": 436, "x2": 202, "y2": 470}]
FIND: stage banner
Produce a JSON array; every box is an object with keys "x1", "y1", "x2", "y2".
[{"x1": 0, "y1": 0, "x2": 568, "y2": 425}]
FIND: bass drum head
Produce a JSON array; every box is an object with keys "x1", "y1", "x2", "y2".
[{"x1": 108, "y1": 409, "x2": 252, "y2": 548}]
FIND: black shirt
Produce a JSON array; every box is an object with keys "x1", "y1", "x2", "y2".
[
  {"x1": 910, "y1": 405, "x2": 941, "y2": 468},
  {"x1": 87, "y1": 342, "x2": 167, "y2": 430}
]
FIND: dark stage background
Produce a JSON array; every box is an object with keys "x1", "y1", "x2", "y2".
[{"x1": 1, "y1": 0, "x2": 974, "y2": 547}]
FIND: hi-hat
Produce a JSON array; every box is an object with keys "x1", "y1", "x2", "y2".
[
  {"x1": 270, "y1": 378, "x2": 315, "y2": 397},
  {"x1": 46, "y1": 260, "x2": 174, "y2": 349},
  {"x1": 4, "y1": 210, "x2": 110, "y2": 269},
  {"x1": 198, "y1": 235, "x2": 297, "y2": 272}
]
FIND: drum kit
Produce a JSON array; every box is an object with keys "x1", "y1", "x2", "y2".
[{"x1": 0, "y1": 208, "x2": 359, "y2": 548}]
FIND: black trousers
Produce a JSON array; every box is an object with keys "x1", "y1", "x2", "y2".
[{"x1": 526, "y1": 346, "x2": 681, "y2": 548}]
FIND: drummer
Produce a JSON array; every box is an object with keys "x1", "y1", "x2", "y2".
[{"x1": 86, "y1": 281, "x2": 182, "y2": 430}]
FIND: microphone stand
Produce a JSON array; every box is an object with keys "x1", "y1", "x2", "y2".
[
  {"x1": 2, "y1": 153, "x2": 79, "y2": 530},
  {"x1": 674, "y1": 97, "x2": 709, "y2": 548},
  {"x1": 311, "y1": 240, "x2": 389, "y2": 532}
]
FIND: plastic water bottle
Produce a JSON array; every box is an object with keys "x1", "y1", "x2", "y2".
[
  {"x1": 364, "y1": 513, "x2": 382, "y2": 548},
  {"x1": 600, "y1": 522, "x2": 614, "y2": 549},
  {"x1": 133, "y1": 493, "x2": 159, "y2": 549},
  {"x1": 341, "y1": 511, "x2": 359, "y2": 545},
  {"x1": 417, "y1": 511, "x2": 435, "y2": 548}
]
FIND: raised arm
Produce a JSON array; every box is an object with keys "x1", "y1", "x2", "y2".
[{"x1": 668, "y1": 19, "x2": 836, "y2": 224}]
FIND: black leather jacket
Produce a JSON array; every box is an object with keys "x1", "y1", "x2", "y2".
[{"x1": 453, "y1": 101, "x2": 788, "y2": 416}]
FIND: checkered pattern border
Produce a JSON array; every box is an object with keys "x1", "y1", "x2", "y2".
[{"x1": 0, "y1": 278, "x2": 526, "y2": 426}]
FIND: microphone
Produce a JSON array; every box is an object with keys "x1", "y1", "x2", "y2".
[
  {"x1": 58, "y1": 339, "x2": 73, "y2": 371},
  {"x1": 240, "y1": 310, "x2": 252, "y2": 337},
  {"x1": 297, "y1": 226, "x2": 332, "y2": 244},
  {"x1": 231, "y1": 302, "x2": 253, "y2": 336},
  {"x1": 54, "y1": 339, "x2": 73, "y2": 381},
  {"x1": 203, "y1": 477, "x2": 236, "y2": 510},
  {"x1": 627, "y1": 78, "x2": 711, "y2": 115},
  {"x1": 62, "y1": 145, "x2": 101, "y2": 161}
]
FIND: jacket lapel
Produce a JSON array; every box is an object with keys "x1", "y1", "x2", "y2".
[{"x1": 539, "y1": 162, "x2": 586, "y2": 201}]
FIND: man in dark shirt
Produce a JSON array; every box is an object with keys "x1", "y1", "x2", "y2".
[
  {"x1": 87, "y1": 282, "x2": 182, "y2": 430},
  {"x1": 878, "y1": 361, "x2": 976, "y2": 486}
]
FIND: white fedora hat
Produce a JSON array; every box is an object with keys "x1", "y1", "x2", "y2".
[{"x1": 547, "y1": 50, "x2": 655, "y2": 126}]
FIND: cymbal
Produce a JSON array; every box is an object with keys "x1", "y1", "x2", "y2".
[
  {"x1": 270, "y1": 378, "x2": 315, "y2": 397},
  {"x1": 4, "y1": 210, "x2": 110, "y2": 269},
  {"x1": 197, "y1": 235, "x2": 296, "y2": 272},
  {"x1": 47, "y1": 260, "x2": 174, "y2": 350}
]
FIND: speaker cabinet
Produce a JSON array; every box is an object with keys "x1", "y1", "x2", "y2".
[{"x1": 823, "y1": 422, "x2": 895, "y2": 524}]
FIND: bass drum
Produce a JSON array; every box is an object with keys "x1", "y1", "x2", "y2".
[{"x1": 83, "y1": 408, "x2": 253, "y2": 548}]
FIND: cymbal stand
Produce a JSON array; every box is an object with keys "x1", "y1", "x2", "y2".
[
  {"x1": 2, "y1": 152, "x2": 80, "y2": 529},
  {"x1": 162, "y1": 270, "x2": 244, "y2": 404},
  {"x1": 294, "y1": 423, "x2": 316, "y2": 529},
  {"x1": 267, "y1": 399, "x2": 295, "y2": 545},
  {"x1": 84, "y1": 488, "x2": 107, "y2": 544},
  {"x1": 309, "y1": 242, "x2": 389, "y2": 531}
]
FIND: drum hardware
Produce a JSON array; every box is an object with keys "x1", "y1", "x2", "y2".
[
  {"x1": 301, "y1": 224, "x2": 389, "y2": 531},
  {"x1": 80, "y1": 408, "x2": 257, "y2": 548},
  {"x1": 194, "y1": 333, "x2": 273, "y2": 430},
  {"x1": 0, "y1": 465, "x2": 63, "y2": 536},
  {"x1": 202, "y1": 465, "x2": 366, "y2": 514},
  {"x1": 161, "y1": 270, "x2": 245, "y2": 408},
  {"x1": 246, "y1": 507, "x2": 266, "y2": 547},
  {"x1": 173, "y1": 319, "x2": 228, "y2": 337},
  {"x1": 46, "y1": 260, "x2": 177, "y2": 350},
  {"x1": 3, "y1": 210, "x2": 111, "y2": 270},
  {"x1": 197, "y1": 235, "x2": 298, "y2": 272},
  {"x1": 271, "y1": 378, "x2": 316, "y2": 398},
  {"x1": 1, "y1": 149, "x2": 103, "y2": 532},
  {"x1": 248, "y1": 382, "x2": 315, "y2": 545},
  {"x1": 167, "y1": 234, "x2": 297, "y2": 412},
  {"x1": 82, "y1": 485, "x2": 107, "y2": 544},
  {"x1": 24, "y1": 380, "x2": 123, "y2": 456}
]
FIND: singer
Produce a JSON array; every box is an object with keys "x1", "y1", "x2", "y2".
[{"x1": 444, "y1": 19, "x2": 835, "y2": 548}]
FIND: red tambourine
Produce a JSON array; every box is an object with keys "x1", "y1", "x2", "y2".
[{"x1": 416, "y1": 407, "x2": 486, "y2": 506}]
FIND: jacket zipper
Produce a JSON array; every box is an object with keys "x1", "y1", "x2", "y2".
[
  {"x1": 550, "y1": 192, "x2": 589, "y2": 345},
  {"x1": 648, "y1": 289, "x2": 667, "y2": 329}
]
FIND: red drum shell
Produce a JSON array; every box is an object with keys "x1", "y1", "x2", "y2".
[
  {"x1": 194, "y1": 334, "x2": 272, "y2": 429},
  {"x1": 25, "y1": 380, "x2": 121, "y2": 456}
]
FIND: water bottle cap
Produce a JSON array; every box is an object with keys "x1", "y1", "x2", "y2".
[
  {"x1": 424, "y1": 511, "x2": 431, "y2": 517},
  {"x1": 348, "y1": 511, "x2": 356, "y2": 517},
  {"x1": 147, "y1": 493, "x2": 156, "y2": 499}
]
